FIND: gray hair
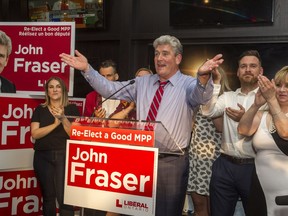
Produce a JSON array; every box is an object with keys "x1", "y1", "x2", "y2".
[
  {"x1": 0, "y1": 30, "x2": 12, "y2": 56},
  {"x1": 153, "y1": 35, "x2": 183, "y2": 56}
]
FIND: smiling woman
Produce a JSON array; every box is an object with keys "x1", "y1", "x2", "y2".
[
  {"x1": 30, "y1": 76, "x2": 80, "y2": 216},
  {"x1": 237, "y1": 67, "x2": 288, "y2": 215}
]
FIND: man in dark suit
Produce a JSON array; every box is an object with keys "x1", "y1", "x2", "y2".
[
  {"x1": 0, "y1": 76, "x2": 16, "y2": 93},
  {"x1": 0, "y1": 30, "x2": 16, "y2": 93}
]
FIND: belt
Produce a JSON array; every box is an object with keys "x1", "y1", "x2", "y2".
[
  {"x1": 158, "y1": 147, "x2": 188, "y2": 158},
  {"x1": 220, "y1": 153, "x2": 254, "y2": 165}
]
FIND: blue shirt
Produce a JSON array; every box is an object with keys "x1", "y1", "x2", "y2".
[{"x1": 82, "y1": 67, "x2": 214, "y2": 149}]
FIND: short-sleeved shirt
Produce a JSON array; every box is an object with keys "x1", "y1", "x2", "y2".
[{"x1": 31, "y1": 104, "x2": 79, "y2": 151}]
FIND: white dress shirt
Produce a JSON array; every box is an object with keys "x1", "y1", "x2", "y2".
[{"x1": 201, "y1": 84, "x2": 258, "y2": 158}]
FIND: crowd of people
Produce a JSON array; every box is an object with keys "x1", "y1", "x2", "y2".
[
  {"x1": 59, "y1": 34, "x2": 288, "y2": 216},
  {"x1": 60, "y1": 35, "x2": 223, "y2": 216},
  {"x1": 2, "y1": 27, "x2": 288, "y2": 216}
]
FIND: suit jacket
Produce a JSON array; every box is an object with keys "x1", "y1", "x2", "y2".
[{"x1": 0, "y1": 76, "x2": 16, "y2": 93}]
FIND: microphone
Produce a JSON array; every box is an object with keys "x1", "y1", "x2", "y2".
[
  {"x1": 91, "y1": 79, "x2": 135, "y2": 117},
  {"x1": 275, "y1": 195, "x2": 288, "y2": 206}
]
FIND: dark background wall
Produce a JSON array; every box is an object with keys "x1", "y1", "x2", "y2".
[{"x1": 1, "y1": 0, "x2": 288, "y2": 97}]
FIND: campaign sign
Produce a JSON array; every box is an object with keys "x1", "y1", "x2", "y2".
[
  {"x1": 70, "y1": 123, "x2": 155, "y2": 147},
  {"x1": 65, "y1": 140, "x2": 158, "y2": 216},
  {"x1": 0, "y1": 22, "x2": 75, "y2": 96},
  {"x1": 0, "y1": 94, "x2": 42, "y2": 170},
  {"x1": 0, "y1": 169, "x2": 43, "y2": 216},
  {"x1": 0, "y1": 94, "x2": 84, "y2": 170}
]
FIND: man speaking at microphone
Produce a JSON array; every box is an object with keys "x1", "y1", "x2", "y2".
[{"x1": 60, "y1": 35, "x2": 223, "y2": 216}]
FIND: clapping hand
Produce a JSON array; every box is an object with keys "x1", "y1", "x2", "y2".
[
  {"x1": 212, "y1": 67, "x2": 222, "y2": 84},
  {"x1": 94, "y1": 107, "x2": 106, "y2": 118},
  {"x1": 225, "y1": 103, "x2": 245, "y2": 122},
  {"x1": 258, "y1": 75, "x2": 276, "y2": 102},
  {"x1": 50, "y1": 106, "x2": 65, "y2": 122}
]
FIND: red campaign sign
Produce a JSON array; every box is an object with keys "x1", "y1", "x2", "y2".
[
  {"x1": 67, "y1": 142, "x2": 155, "y2": 197},
  {"x1": 0, "y1": 22, "x2": 75, "y2": 95},
  {"x1": 0, "y1": 94, "x2": 84, "y2": 151},
  {"x1": 0, "y1": 169, "x2": 43, "y2": 216},
  {"x1": 70, "y1": 125, "x2": 155, "y2": 147},
  {"x1": 0, "y1": 95, "x2": 43, "y2": 150}
]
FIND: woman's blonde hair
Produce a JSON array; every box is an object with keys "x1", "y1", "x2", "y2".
[
  {"x1": 274, "y1": 66, "x2": 288, "y2": 86},
  {"x1": 42, "y1": 76, "x2": 69, "y2": 107},
  {"x1": 216, "y1": 66, "x2": 232, "y2": 95}
]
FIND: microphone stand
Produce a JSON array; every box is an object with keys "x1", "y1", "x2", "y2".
[{"x1": 91, "y1": 79, "x2": 135, "y2": 117}]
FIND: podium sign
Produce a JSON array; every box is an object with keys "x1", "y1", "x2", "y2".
[
  {"x1": 70, "y1": 124, "x2": 154, "y2": 147},
  {"x1": 64, "y1": 140, "x2": 158, "y2": 216},
  {"x1": 68, "y1": 117, "x2": 184, "y2": 155},
  {"x1": 64, "y1": 117, "x2": 183, "y2": 215}
]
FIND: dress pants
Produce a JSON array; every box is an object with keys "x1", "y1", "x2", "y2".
[
  {"x1": 34, "y1": 150, "x2": 74, "y2": 216},
  {"x1": 156, "y1": 152, "x2": 189, "y2": 216},
  {"x1": 209, "y1": 155, "x2": 255, "y2": 216}
]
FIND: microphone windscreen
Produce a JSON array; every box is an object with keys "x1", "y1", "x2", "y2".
[{"x1": 129, "y1": 80, "x2": 136, "y2": 84}]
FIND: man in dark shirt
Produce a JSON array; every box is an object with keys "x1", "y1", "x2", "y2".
[{"x1": 0, "y1": 30, "x2": 16, "y2": 93}]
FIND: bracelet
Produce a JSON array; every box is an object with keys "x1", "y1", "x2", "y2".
[{"x1": 271, "y1": 111, "x2": 282, "y2": 116}]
